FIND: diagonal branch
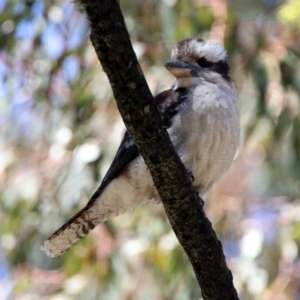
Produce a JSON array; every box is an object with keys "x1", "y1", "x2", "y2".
[{"x1": 77, "y1": 0, "x2": 239, "y2": 299}]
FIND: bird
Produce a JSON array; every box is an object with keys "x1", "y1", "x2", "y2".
[{"x1": 41, "y1": 38, "x2": 240, "y2": 257}]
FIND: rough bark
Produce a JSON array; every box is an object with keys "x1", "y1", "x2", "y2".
[{"x1": 77, "y1": 0, "x2": 239, "y2": 299}]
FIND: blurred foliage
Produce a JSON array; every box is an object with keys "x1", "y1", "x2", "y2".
[{"x1": 1, "y1": 0, "x2": 300, "y2": 299}]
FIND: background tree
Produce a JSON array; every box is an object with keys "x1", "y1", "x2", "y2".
[{"x1": 1, "y1": 0, "x2": 300, "y2": 299}]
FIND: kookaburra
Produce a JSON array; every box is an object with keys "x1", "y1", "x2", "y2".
[{"x1": 41, "y1": 38, "x2": 240, "y2": 257}]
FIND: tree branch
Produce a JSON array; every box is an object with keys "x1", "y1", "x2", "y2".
[{"x1": 77, "y1": 0, "x2": 239, "y2": 299}]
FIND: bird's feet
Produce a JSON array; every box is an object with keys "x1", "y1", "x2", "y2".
[
  {"x1": 199, "y1": 197, "x2": 205, "y2": 207},
  {"x1": 187, "y1": 170, "x2": 194, "y2": 182}
]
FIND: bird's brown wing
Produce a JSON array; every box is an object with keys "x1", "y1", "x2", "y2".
[{"x1": 85, "y1": 88, "x2": 188, "y2": 207}]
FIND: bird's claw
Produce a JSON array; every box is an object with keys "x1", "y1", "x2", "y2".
[
  {"x1": 187, "y1": 170, "x2": 194, "y2": 182},
  {"x1": 199, "y1": 197, "x2": 205, "y2": 207}
]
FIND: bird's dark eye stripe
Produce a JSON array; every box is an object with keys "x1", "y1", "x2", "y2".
[
  {"x1": 197, "y1": 57, "x2": 214, "y2": 68},
  {"x1": 214, "y1": 61, "x2": 230, "y2": 74}
]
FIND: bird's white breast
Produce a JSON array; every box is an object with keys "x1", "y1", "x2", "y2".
[{"x1": 168, "y1": 78, "x2": 239, "y2": 196}]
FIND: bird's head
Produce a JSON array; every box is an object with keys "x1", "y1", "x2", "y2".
[{"x1": 165, "y1": 38, "x2": 230, "y2": 81}]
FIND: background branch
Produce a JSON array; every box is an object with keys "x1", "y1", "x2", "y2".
[{"x1": 77, "y1": 0, "x2": 239, "y2": 299}]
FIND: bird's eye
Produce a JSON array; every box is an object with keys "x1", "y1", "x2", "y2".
[{"x1": 197, "y1": 57, "x2": 214, "y2": 68}]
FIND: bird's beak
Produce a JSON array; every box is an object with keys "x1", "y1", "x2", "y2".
[{"x1": 164, "y1": 61, "x2": 200, "y2": 78}]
